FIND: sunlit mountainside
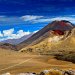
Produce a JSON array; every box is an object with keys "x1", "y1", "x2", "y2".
[{"x1": 19, "y1": 20, "x2": 75, "y2": 53}]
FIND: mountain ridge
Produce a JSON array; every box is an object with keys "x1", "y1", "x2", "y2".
[
  {"x1": 17, "y1": 20, "x2": 74, "y2": 50},
  {"x1": 20, "y1": 28, "x2": 75, "y2": 53}
]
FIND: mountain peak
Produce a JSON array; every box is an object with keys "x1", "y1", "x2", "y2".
[
  {"x1": 53, "y1": 20, "x2": 71, "y2": 23},
  {"x1": 49, "y1": 20, "x2": 74, "y2": 31},
  {"x1": 52, "y1": 20, "x2": 73, "y2": 25}
]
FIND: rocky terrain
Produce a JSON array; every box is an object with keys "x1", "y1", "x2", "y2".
[{"x1": 1, "y1": 69, "x2": 75, "y2": 75}]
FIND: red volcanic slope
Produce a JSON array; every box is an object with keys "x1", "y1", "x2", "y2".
[
  {"x1": 59, "y1": 21, "x2": 73, "y2": 27},
  {"x1": 53, "y1": 30, "x2": 64, "y2": 35},
  {"x1": 51, "y1": 21, "x2": 74, "y2": 35},
  {"x1": 52, "y1": 21, "x2": 66, "y2": 35},
  {"x1": 50, "y1": 20, "x2": 74, "y2": 31},
  {"x1": 59, "y1": 21, "x2": 68, "y2": 27}
]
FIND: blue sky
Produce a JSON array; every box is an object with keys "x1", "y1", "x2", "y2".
[{"x1": 0, "y1": 0, "x2": 75, "y2": 41}]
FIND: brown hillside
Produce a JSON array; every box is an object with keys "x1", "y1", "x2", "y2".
[
  {"x1": 20, "y1": 28, "x2": 75, "y2": 53},
  {"x1": 17, "y1": 20, "x2": 74, "y2": 50}
]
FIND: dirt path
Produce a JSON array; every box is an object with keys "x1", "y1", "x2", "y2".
[{"x1": 0, "y1": 58, "x2": 33, "y2": 72}]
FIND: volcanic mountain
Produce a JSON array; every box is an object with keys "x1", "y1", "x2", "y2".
[
  {"x1": 0, "y1": 20, "x2": 74, "y2": 51},
  {"x1": 17, "y1": 20, "x2": 74, "y2": 51}
]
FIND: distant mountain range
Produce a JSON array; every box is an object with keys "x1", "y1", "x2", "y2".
[
  {"x1": 0, "y1": 20, "x2": 75, "y2": 52},
  {"x1": 1, "y1": 33, "x2": 34, "y2": 45}
]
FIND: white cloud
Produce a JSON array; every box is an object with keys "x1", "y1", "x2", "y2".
[
  {"x1": 0, "y1": 28, "x2": 39, "y2": 41},
  {"x1": 50, "y1": 17, "x2": 75, "y2": 23},
  {"x1": 2, "y1": 29, "x2": 31, "y2": 39},
  {"x1": 17, "y1": 30, "x2": 30, "y2": 36},
  {"x1": 0, "y1": 15, "x2": 75, "y2": 24},
  {"x1": 33, "y1": 18, "x2": 51, "y2": 23},
  {"x1": 3, "y1": 28, "x2": 14, "y2": 36},
  {"x1": 10, "y1": 30, "x2": 31, "y2": 39},
  {"x1": 50, "y1": 17, "x2": 74, "y2": 21},
  {"x1": 21, "y1": 15, "x2": 43, "y2": 21},
  {"x1": 33, "y1": 16, "x2": 75, "y2": 23}
]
